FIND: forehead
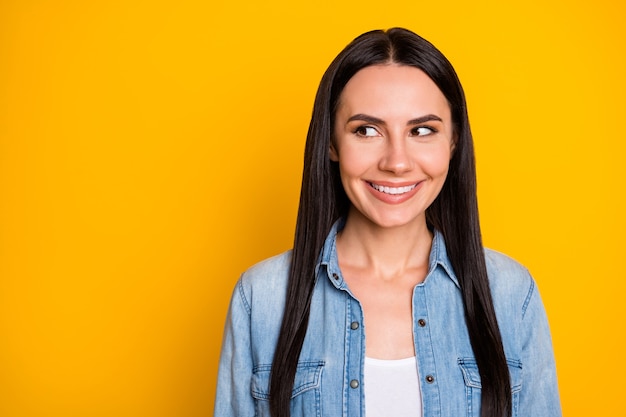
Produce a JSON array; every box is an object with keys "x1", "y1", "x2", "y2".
[{"x1": 337, "y1": 64, "x2": 450, "y2": 119}]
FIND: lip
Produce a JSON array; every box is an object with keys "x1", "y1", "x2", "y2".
[{"x1": 365, "y1": 180, "x2": 423, "y2": 204}]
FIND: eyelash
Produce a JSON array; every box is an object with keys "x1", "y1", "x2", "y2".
[
  {"x1": 352, "y1": 125, "x2": 437, "y2": 137},
  {"x1": 411, "y1": 126, "x2": 437, "y2": 136},
  {"x1": 353, "y1": 126, "x2": 379, "y2": 137}
]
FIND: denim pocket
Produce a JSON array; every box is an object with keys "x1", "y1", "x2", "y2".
[
  {"x1": 458, "y1": 358, "x2": 522, "y2": 417},
  {"x1": 251, "y1": 361, "x2": 325, "y2": 417}
]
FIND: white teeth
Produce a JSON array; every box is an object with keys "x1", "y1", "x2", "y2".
[{"x1": 371, "y1": 183, "x2": 417, "y2": 195}]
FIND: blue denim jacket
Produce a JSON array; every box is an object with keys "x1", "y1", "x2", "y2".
[{"x1": 214, "y1": 222, "x2": 562, "y2": 416}]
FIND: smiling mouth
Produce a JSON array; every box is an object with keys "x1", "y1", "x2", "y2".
[{"x1": 369, "y1": 182, "x2": 418, "y2": 195}]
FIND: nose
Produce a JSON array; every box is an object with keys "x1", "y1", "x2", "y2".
[{"x1": 378, "y1": 137, "x2": 413, "y2": 174}]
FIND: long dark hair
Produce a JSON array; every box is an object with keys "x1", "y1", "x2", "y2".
[{"x1": 269, "y1": 28, "x2": 512, "y2": 417}]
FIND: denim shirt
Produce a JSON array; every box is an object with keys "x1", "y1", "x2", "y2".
[{"x1": 214, "y1": 222, "x2": 562, "y2": 416}]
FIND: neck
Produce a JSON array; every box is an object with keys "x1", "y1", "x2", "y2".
[{"x1": 336, "y1": 209, "x2": 432, "y2": 282}]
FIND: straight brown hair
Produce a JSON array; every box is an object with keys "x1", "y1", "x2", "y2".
[{"x1": 270, "y1": 28, "x2": 512, "y2": 417}]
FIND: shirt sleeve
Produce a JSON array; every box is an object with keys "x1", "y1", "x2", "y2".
[
  {"x1": 214, "y1": 277, "x2": 255, "y2": 417},
  {"x1": 518, "y1": 278, "x2": 562, "y2": 416}
]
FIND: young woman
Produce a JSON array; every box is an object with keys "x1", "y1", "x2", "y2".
[{"x1": 214, "y1": 28, "x2": 561, "y2": 417}]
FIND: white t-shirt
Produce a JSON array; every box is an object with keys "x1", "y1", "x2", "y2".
[{"x1": 364, "y1": 356, "x2": 423, "y2": 417}]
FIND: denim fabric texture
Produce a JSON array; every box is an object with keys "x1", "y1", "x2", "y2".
[{"x1": 214, "y1": 221, "x2": 562, "y2": 417}]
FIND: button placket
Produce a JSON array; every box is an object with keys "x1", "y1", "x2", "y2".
[{"x1": 412, "y1": 284, "x2": 440, "y2": 408}]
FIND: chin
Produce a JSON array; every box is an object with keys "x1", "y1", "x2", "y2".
[{"x1": 368, "y1": 214, "x2": 424, "y2": 230}]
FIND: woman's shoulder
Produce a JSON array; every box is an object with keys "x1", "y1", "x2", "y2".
[
  {"x1": 483, "y1": 248, "x2": 535, "y2": 298},
  {"x1": 238, "y1": 250, "x2": 292, "y2": 292},
  {"x1": 229, "y1": 250, "x2": 293, "y2": 320},
  {"x1": 484, "y1": 248, "x2": 529, "y2": 275}
]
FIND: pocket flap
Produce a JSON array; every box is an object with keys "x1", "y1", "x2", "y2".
[
  {"x1": 251, "y1": 361, "x2": 325, "y2": 400},
  {"x1": 458, "y1": 358, "x2": 522, "y2": 393}
]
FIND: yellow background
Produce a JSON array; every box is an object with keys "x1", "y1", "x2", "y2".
[{"x1": 1, "y1": 0, "x2": 624, "y2": 415}]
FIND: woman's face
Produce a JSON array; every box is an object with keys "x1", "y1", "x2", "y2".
[{"x1": 331, "y1": 64, "x2": 455, "y2": 230}]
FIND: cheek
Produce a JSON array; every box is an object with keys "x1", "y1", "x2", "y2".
[
  {"x1": 337, "y1": 146, "x2": 375, "y2": 177},
  {"x1": 418, "y1": 147, "x2": 452, "y2": 177}
]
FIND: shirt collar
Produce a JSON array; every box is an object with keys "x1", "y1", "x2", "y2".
[
  {"x1": 317, "y1": 219, "x2": 460, "y2": 289},
  {"x1": 427, "y1": 228, "x2": 460, "y2": 288},
  {"x1": 317, "y1": 219, "x2": 344, "y2": 289}
]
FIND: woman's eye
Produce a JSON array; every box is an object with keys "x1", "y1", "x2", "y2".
[
  {"x1": 355, "y1": 126, "x2": 379, "y2": 137},
  {"x1": 412, "y1": 126, "x2": 435, "y2": 136}
]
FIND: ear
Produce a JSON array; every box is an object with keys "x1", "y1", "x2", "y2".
[
  {"x1": 329, "y1": 143, "x2": 339, "y2": 162},
  {"x1": 450, "y1": 132, "x2": 458, "y2": 158}
]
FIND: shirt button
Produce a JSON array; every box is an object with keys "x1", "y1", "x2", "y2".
[
  {"x1": 350, "y1": 321, "x2": 359, "y2": 330},
  {"x1": 417, "y1": 319, "x2": 426, "y2": 327},
  {"x1": 425, "y1": 375, "x2": 435, "y2": 384},
  {"x1": 350, "y1": 379, "x2": 359, "y2": 389},
  {"x1": 332, "y1": 273, "x2": 339, "y2": 280}
]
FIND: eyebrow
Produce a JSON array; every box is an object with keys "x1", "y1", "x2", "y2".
[{"x1": 346, "y1": 113, "x2": 443, "y2": 125}]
